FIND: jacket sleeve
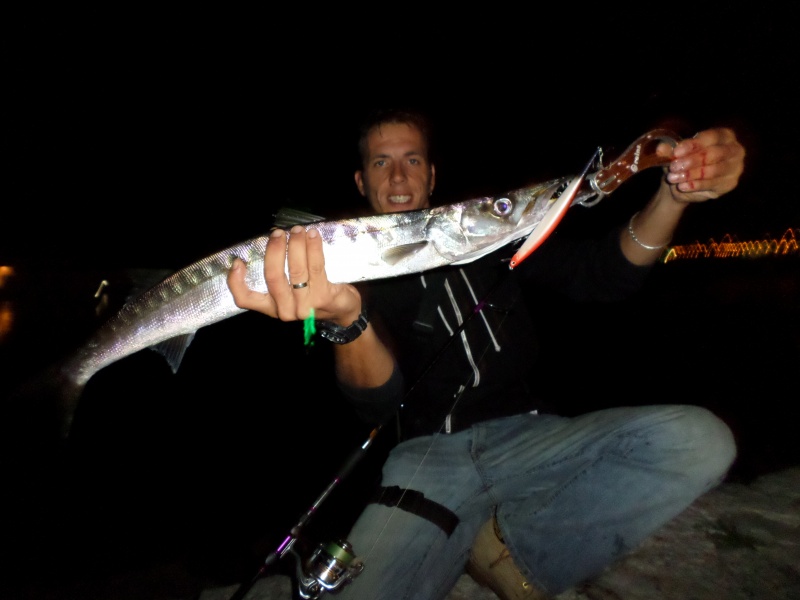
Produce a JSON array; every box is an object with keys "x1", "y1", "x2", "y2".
[
  {"x1": 518, "y1": 226, "x2": 653, "y2": 302},
  {"x1": 336, "y1": 360, "x2": 405, "y2": 426}
]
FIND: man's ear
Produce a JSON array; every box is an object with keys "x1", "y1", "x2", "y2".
[
  {"x1": 429, "y1": 164, "x2": 436, "y2": 195},
  {"x1": 354, "y1": 170, "x2": 366, "y2": 196}
]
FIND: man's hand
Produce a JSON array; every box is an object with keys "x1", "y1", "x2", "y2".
[
  {"x1": 621, "y1": 127, "x2": 745, "y2": 265},
  {"x1": 227, "y1": 225, "x2": 362, "y2": 326},
  {"x1": 659, "y1": 127, "x2": 745, "y2": 203}
]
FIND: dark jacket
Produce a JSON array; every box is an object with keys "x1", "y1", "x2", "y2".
[{"x1": 339, "y1": 227, "x2": 652, "y2": 440}]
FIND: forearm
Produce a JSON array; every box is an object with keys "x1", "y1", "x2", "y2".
[
  {"x1": 620, "y1": 180, "x2": 688, "y2": 266},
  {"x1": 620, "y1": 126, "x2": 745, "y2": 266},
  {"x1": 333, "y1": 323, "x2": 396, "y2": 388}
]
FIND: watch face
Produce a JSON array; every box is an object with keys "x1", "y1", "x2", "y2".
[
  {"x1": 317, "y1": 311, "x2": 368, "y2": 344},
  {"x1": 322, "y1": 331, "x2": 346, "y2": 344}
]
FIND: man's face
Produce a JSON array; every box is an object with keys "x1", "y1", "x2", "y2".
[{"x1": 355, "y1": 122, "x2": 436, "y2": 214}]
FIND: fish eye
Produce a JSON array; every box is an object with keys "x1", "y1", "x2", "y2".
[{"x1": 493, "y1": 198, "x2": 513, "y2": 216}]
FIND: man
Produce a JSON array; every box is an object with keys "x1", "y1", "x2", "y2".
[{"x1": 227, "y1": 109, "x2": 745, "y2": 599}]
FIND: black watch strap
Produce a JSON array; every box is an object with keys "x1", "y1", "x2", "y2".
[{"x1": 316, "y1": 308, "x2": 369, "y2": 344}]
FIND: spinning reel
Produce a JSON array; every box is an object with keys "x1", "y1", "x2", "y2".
[
  {"x1": 226, "y1": 426, "x2": 380, "y2": 600},
  {"x1": 294, "y1": 539, "x2": 364, "y2": 599}
]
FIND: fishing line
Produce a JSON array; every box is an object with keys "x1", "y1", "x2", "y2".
[
  {"x1": 397, "y1": 265, "x2": 519, "y2": 405},
  {"x1": 356, "y1": 261, "x2": 525, "y2": 565}
]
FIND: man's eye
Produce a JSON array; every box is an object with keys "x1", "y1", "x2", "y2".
[
  {"x1": 374, "y1": 160, "x2": 386, "y2": 167},
  {"x1": 409, "y1": 158, "x2": 419, "y2": 165}
]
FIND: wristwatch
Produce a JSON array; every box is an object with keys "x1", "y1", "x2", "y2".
[{"x1": 316, "y1": 308, "x2": 369, "y2": 344}]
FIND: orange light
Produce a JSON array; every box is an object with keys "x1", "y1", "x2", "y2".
[
  {"x1": 663, "y1": 229, "x2": 799, "y2": 263},
  {"x1": 0, "y1": 301, "x2": 13, "y2": 343},
  {"x1": 0, "y1": 265, "x2": 15, "y2": 288}
]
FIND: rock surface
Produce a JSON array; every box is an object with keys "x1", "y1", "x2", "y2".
[{"x1": 200, "y1": 467, "x2": 800, "y2": 600}]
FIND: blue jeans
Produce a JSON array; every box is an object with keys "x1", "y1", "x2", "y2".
[{"x1": 335, "y1": 405, "x2": 736, "y2": 599}]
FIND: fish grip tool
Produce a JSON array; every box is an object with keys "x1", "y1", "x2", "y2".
[
  {"x1": 587, "y1": 128, "x2": 681, "y2": 199},
  {"x1": 509, "y1": 128, "x2": 681, "y2": 269}
]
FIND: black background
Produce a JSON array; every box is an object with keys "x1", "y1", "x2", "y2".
[
  {"x1": 5, "y1": 7, "x2": 799, "y2": 268},
  {"x1": 2, "y1": 7, "x2": 799, "y2": 600}
]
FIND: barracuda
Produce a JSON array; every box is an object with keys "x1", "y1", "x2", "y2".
[{"x1": 49, "y1": 128, "x2": 679, "y2": 437}]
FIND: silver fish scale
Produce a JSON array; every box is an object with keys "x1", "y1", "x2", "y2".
[{"x1": 317, "y1": 211, "x2": 432, "y2": 283}]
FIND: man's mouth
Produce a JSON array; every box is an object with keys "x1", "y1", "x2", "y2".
[{"x1": 388, "y1": 195, "x2": 412, "y2": 204}]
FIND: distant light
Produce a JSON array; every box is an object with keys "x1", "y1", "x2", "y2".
[
  {"x1": 0, "y1": 301, "x2": 12, "y2": 342},
  {"x1": 663, "y1": 229, "x2": 799, "y2": 262},
  {"x1": 0, "y1": 265, "x2": 15, "y2": 288}
]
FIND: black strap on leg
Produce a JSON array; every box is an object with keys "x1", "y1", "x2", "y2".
[{"x1": 369, "y1": 485, "x2": 459, "y2": 537}]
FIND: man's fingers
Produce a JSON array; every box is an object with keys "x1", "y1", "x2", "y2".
[
  {"x1": 227, "y1": 257, "x2": 276, "y2": 315},
  {"x1": 287, "y1": 225, "x2": 310, "y2": 290},
  {"x1": 263, "y1": 228, "x2": 298, "y2": 320},
  {"x1": 306, "y1": 227, "x2": 328, "y2": 283},
  {"x1": 665, "y1": 127, "x2": 745, "y2": 199}
]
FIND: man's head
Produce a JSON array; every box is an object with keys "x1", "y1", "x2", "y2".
[{"x1": 354, "y1": 108, "x2": 436, "y2": 214}]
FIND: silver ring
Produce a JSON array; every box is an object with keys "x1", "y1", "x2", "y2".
[{"x1": 291, "y1": 281, "x2": 309, "y2": 289}]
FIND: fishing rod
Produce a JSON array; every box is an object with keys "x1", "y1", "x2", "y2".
[
  {"x1": 226, "y1": 267, "x2": 520, "y2": 600},
  {"x1": 226, "y1": 425, "x2": 381, "y2": 600}
]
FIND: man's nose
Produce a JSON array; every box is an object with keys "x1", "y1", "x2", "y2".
[{"x1": 390, "y1": 163, "x2": 406, "y2": 182}]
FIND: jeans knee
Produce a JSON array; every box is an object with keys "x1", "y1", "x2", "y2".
[{"x1": 683, "y1": 405, "x2": 737, "y2": 483}]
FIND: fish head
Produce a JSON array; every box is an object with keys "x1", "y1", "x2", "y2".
[{"x1": 430, "y1": 178, "x2": 568, "y2": 265}]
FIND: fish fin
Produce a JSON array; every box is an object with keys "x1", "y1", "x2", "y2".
[
  {"x1": 118, "y1": 268, "x2": 176, "y2": 306},
  {"x1": 90, "y1": 268, "x2": 176, "y2": 319},
  {"x1": 124, "y1": 268, "x2": 175, "y2": 298},
  {"x1": 272, "y1": 207, "x2": 326, "y2": 229},
  {"x1": 149, "y1": 332, "x2": 197, "y2": 374},
  {"x1": 380, "y1": 242, "x2": 430, "y2": 266}
]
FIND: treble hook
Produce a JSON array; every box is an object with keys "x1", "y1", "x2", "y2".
[{"x1": 509, "y1": 147, "x2": 600, "y2": 269}]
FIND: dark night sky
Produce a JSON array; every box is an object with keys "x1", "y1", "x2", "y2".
[
  {"x1": 4, "y1": 8, "x2": 799, "y2": 270},
  {"x1": 2, "y1": 10, "x2": 799, "y2": 597}
]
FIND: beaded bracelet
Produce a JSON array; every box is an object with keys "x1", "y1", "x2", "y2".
[{"x1": 627, "y1": 212, "x2": 669, "y2": 251}]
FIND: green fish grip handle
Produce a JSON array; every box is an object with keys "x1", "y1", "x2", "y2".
[{"x1": 590, "y1": 128, "x2": 681, "y2": 195}]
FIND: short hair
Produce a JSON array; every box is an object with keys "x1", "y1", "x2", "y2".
[{"x1": 356, "y1": 108, "x2": 434, "y2": 168}]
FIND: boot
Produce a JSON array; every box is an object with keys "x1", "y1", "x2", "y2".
[{"x1": 467, "y1": 516, "x2": 548, "y2": 600}]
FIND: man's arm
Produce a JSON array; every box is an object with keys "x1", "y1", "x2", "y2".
[{"x1": 621, "y1": 127, "x2": 745, "y2": 266}]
